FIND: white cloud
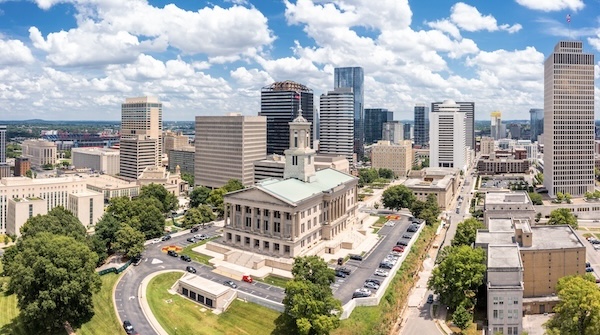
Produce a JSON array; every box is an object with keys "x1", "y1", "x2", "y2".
[
  {"x1": 515, "y1": 0, "x2": 584, "y2": 12},
  {"x1": 450, "y1": 2, "x2": 521, "y2": 33},
  {"x1": 427, "y1": 19, "x2": 461, "y2": 39},
  {"x1": 0, "y1": 39, "x2": 35, "y2": 65}
]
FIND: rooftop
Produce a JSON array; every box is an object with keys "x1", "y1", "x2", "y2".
[
  {"x1": 179, "y1": 273, "x2": 230, "y2": 296},
  {"x1": 485, "y1": 191, "x2": 531, "y2": 205},
  {"x1": 475, "y1": 231, "x2": 514, "y2": 245},
  {"x1": 0, "y1": 175, "x2": 84, "y2": 187},
  {"x1": 82, "y1": 174, "x2": 138, "y2": 190},
  {"x1": 526, "y1": 225, "x2": 585, "y2": 250},
  {"x1": 488, "y1": 218, "x2": 514, "y2": 232},
  {"x1": 423, "y1": 167, "x2": 459, "y2": 176},
  {"x1": 488, "y1": 245, "x2": 522, "y2": 269},
  {"x1": 404, "y1": 175, "x2": 453, "y2": 190},
  {"x1": 72, "y1": 147, "x2": 119, "y2": 155}
]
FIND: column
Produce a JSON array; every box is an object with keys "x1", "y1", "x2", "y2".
[
  {"x1": 291, "y1": 213, "x2": 296, "y2": 241},
  {"x1": 241, "y1": 206, "x2": 246, "y2": 230},
  {"x1": 223, "y1": 203, "x2": 228, "y2": 227},
  {"x1": 250, "y1": 207, "x2": 255, "y2": 233},
  {"x1": 259, "y1": 208, "x2": 264, "y2": 234},
  {"x1": 269, "y1": 210, "x2": 274, "y2": 236},
  {"x1": 328, "y1": 201, "x2": 332, "y2": 224}
]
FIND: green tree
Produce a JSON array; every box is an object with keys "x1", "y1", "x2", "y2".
[
  {"x1": 546, "y1": 275, "x2": 600, "y2": 335},
  {"x1": 565, "y1": 192, "x2": 572, "y2": 204},
  {"x1": 556, "y1": 192, "x2": 565, "y2": 203},
  {"x1": 25, "y1": 169, "x2": 32, "y2": 178},
  {"x1": 182, "y1": 205, "x2": 216, "y2": 228},
  {"x1": 7, "y1": 233, "x2": 101, "y2": 331},
  {"x1": 107, "y1": 197, "x2": 165, "y2": 239},
  {"x1": 189, "y1": 186, "x2": 212, "y2": 208},
  {"x1": 535, "y1": 212, "x2": 542, "y2": 223},
  {"x1": 181, "y1": 172, "x2": 194, "y2": 186},
  {"x1": 409, "y1": 199, "x2": 427, "y2": 218},
  {"x1": 139, "y1": 183, "x2": 178, "y2": 214},
  {"x1": 428, "y1": 245, "x2": 486, "y2": 310},
  {"x1": 358, "y1": 168, "x2": 379, "y2": 187},
  {"x1": 207, "y1": 187, "x2": 227, "y2": 217},
  {"x1": 20, "y1": 206, "x2": 86, "y2": 241},
  {"x1": 113, "y1": 224, "x2": 145, "y2": 258},
  {"x1": 453, "y1": 218, "x2": 485, "y2": 247},
  {"x1": 382, "y1": 185, "x2": 415, "y2": 211},
  {"x1": 421, "y1": 157, "x2": 430, "y2": 168},
  {"x1": 528, "y1": 192, "x2": 543, "y2": 205},
  {"x1": 92, "y1": 214, "x2": 121, "y2": 252},
  {"x1": 595, "y1": 167, "x2": 600, "y2": 181},
  {"x1": 280, "y1": 256, "x2": 341, "y2": 335},
  {"x1": 548, "y1": 208, "x2": 578, "y2": 229},
  {"x1": 224, "y1": 179, "x2": 245, "y2": 192},
  {"x1": 452, "y1": 302, "x2": 472, "y2": 332},
  {"x1": 378, "y1": 168, "x2": 394, "y2": 179}
]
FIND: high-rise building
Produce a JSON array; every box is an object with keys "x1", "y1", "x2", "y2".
[
  {"x1": 403, "y1": 123, "x2": 412, "y2": 140},
  {"x1": 364, "y1": 108, "x2": 393, "y2": 145},
  {"x1": 162, "y1": 130, "x2": 189, "y2": 154},
  {"x1": 14, "y1": 157, "x2": 30, "y2": 177},
  {"x1": 529, "y1": 108, "x2": 543, "y2": 142},
  {"x1": 382, "y1": 121, "x2": 404, "y2": 144},
  {"x1": 72, "y1": 147, "x2": 120, "y2": 175},
  {"x1": 490, "y1": 111, "x2": 506, "y2": 140},
  {"x1": 195, "y1": 113, "x2": 266, "y2": 188},
  {"x1": 508, "y1": 124, "x2": 522, "y2": 140},
  {"x1": 371, "y1": 140, "x2": 413, "y2": 177},
  {"x1": 260, "y1": 81, "x2": 314, "y2": 155},
  {"x1": 544, "y1": 41, "x2": 595, "y2": 197},
  {"x1": 430, "y1": 100, "x2": 467, "y2": 171},
  {"x1": 318, "y1": 88, "x2": 354, "y2": 163},
  {"x1": 168, "y1": 146, "x2": 195, "y2": 176},
  {"x1": 0, "y1": 125, "x2": 6, "y2": 164},
  {"x1": 432, "y1": 101, "x2": 474, "y2": 149},
  {"x1": 414, "y1": 104, "x2": 429, "y2": 147},
  {"x1": 334, "y1": 67, "x2": 364, "y2": 157},
  {"x1": 120, "y1": 96, "x2": 163, "y2": 179}
]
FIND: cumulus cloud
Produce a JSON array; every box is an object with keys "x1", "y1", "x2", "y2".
[
  {"x1": 515, "y1": 0, "x2": 584, "y2": 12},
  {"x1": 0, "y1": 39, "x2": 35, "y2": 65},
  {"x1": 450, "y1": 3, "x2": 522, "y2": 33}
]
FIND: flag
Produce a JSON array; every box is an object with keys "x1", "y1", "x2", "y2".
[
  {"x1": 566, "y1": 14, "x2": 571, "y2": 23},
  {"x1": 294, "y1": 92, "x2": 300, "y2": 100}
]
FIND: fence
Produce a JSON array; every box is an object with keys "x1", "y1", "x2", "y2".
[{"x1": 97, "y1": 259, "x2": 132, "y2": 276}]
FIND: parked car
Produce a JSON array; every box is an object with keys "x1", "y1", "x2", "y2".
[
  {"x1": 123, "y1": 320, "x2": 134, "y2": 334},
  {"x1": 379, "y1": 262, "x2": 393, "y2": 269},
  {"x1": 587, "y1": 262, "x2": 591, "y2": 268},
  {"x1": 390, "y1": 250, "x2": 403, "y2": 257},
  {"x1": 132, "y1": 255, "x2": 142, "y2": 266},
  {"x1": 194, "y1": 234, "x2": 208, "y2": 240},
  {"x1": 352, "y1": 288, "x2": 372, "y2": 298},
  {"x1": 407, "y1": 226, "x2": 418, "y2": 233},
  {"x1": 242, "y1": 275, "x2": 253, "y2": 283},
  {"x1": 587, "y1": 267, "x2": 594, "y2": 272},
  {"x1": 349, "y1": 254, "x2": 363, "y2": 261},
  {"x1": 336, "y1": 266, "x2": 352, "y2": 275},
  {"x1": 180, "y1": 255, "x2": 192, "y2": 262},
  {"x1": 190, "y1": 227, "x2": 199, "y2": 233},
  {"x1": 335, "y1": 271, "x2": 347, "y2": 278},
  {"x1": 375, "y1": 269, "x2": 389, "y2": 277},
  {"x1": 337, "y1": 257, "x2": 344, "y2": 265},
  {"x1": 161, "y1": 235, "x2": 172, "y2": 241},
  {"x1": 397, "y1": 240, "x2": 409, "y2": 247},
  {"x1": 186, "y1": 237, "x2": 196, "y2": 243},
  {"x1": 427, "y1": 294, "x2": 435, "y2": 304},
  {"x1": 402, "y1": 234, "x2": 413, "y2": 239},
  {"x1": 151, "y1": 238, "x2": 161, "y2": 244},
  {"x1": 223, "y1": 280, "x2": 238, "y2": 288},
  {"x1": 186, "y1": 266, "x2": 197, "y2": 274},
  {"x1": 364, "y1": 281, "x2": 379, "y2": 290},
  {"x1": 392, "y1": 246, "x2": 405, "y2": 252},
  {"x1": 365, "y1": 278, "x2": 382, "y2": 286},
  {"x1": 167, "y1": 250, "x2": 179, "y2": 257}
]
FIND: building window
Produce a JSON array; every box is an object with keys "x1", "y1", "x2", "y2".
[
  {"x1": 264, "y1": 221, "x2": 269, "y2": 232},
  {"x1": 235, "y1": 235, "x2": 241, "y2": 242},
  {"x1": 493, "y1": 310, "x2": 498, "y2": 319},
  {"x1": 264, "y1": 241, "x2": 269, "y2": 249},
  {"x1": 274, "y1": 243, "x2": 280, "y2": 251},
  {"x1": 292, "y1": 156, "x2": 298, "y2": 165},
  {"x1": 227, "y1": 233, "x2": 232, "y2": 240},
  {"x1": 284, "y1": 245, "x2": 290, "y2": 253},
  {"x1": 301, "y1": 223, "x2": 305, "y2": 233},
  {"x1": 245, "y1": 217, "x2": 251, "y2": 227},
  {"x1": 286, "y1": 212, "x2": 292, "y2": 220},
  {"x1": 274, "y1": 222, "x2": 281, "y2": 233},
  {"x1": 274, "y1": 211, "x2": 281, "y2": 219},
  {"x1": 244, "y1": 237, "x2": 250, "y2": 245}
]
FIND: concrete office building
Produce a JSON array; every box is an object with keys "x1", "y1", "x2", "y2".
[
  {"x1": 220, "y1": 111, "x2": 358, "y2": 259},
  {"x1": 432, "y1": 101, "x2": 474, "y2": 149},
  {"x1": 260, "y1": 81, "x2": 314, "y2": 155},
  {"x1": 0, "y1": 176, "x2": 103, "y2": 235},
  {"x1": 83, "y1": 174, "x2": 140, "y2": 202},
  {"x1": 483, "y1": 192, "x2": 536, "y2": 226},
  {"x1": 137, "y1": 166, "x2": 187, "y2": 196},
  {"x1": 544, "y1": 41, "x2": 595, "y2": 197},
  {"x1": 319, "y1": 88, "x2": 354, "y2": 163},
  {"x1": 414, "y1": 104, "x2": 429, "y2": 147},
  {"x1": 21, "y1": 139, "x2": 57, "y2": 168},
  {"x1": 334, "y1": 67, "x2": 364, "y2": 158},
  {"x1": 168, "y1": 146, "x2": 195, "y2": 175},
  {"x1": 371, "y1": 140, "x2": 413, "y2": 177},
  {"x1": 480, "y1": 137, "x2": 495, "y2": 155},
  {"x1": 120, "y1": 96, "x2": 163, "y2": 179},
  {"x1": 162, "y1": 130, "x2": 189, "y2": 154},
  {"x1": 14, "y1": 157, "x2": 30, "y2": 177},
  {"x1": 404, "y1": 167, "x2": 460, "y2": 210},
  {"x1": 254, "y1": 154, "x2": 350, "y2": 183},
  {"x1": 430, "y1": 100, "x2": 467, "y2": 171},
  {"x1": 364, "y1": 108, "x2": 393, "y2": 145},
  {"x1": 382, "y1": 121, "x2": 404, "y2": 144},
  {"x1": 72, "y1": 147, "x2": 120, "y2": 175},
  {"x1": 491, "y1": 111, "x2": 506, "y2": 140},
  {"x1": 477, "y1": 154, "x2": 530, "y2": 175},
  {"x1": 195, "y1": 113, "x2": 266, "y2": 188},
  {"x1": 403, "y1": 123, "x2": 412, "y2": 141},
  {"x1": 0, "y1": 125, "x2": 5, "y2": 163}
]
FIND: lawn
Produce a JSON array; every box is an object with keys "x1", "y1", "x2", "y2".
[
  {"x1": 256, "y1": 275, "x2": 290, "y2": 288},
  {"x1": 372, "y1": 216, "x2": 387, "y2": 227},
  {"x1": 179, "y1": 237, "x2": 218, "y2": 266},
  {"x1": 76, "y1": 273, "x2": 124, "y2": 335},
  {"x1": 147, "y1": 272, "x2": 279, "y2": 335}
]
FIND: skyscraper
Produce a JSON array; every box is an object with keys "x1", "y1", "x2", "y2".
[
  {"x1": 490, "y1": 111, "x2": 506, "y2": 140},
  {"x1": 364, "y1": 108, "x2": 393, "y2": 145},
  {"x1": 430, "y1": 100, "x2": 467, "y2": 171},
  {"x1": 334, "y1": 67, "x2": 364, "y2": 157},
  {"x1": 0, "y1": 125, "x2": 6, "y2": 163},
  {"x1": 432, "y1": 101, "x2": 474, "y2": 149},
  {"x1": 403, "y1": 123, "x2": 412, "y2": 140},
  {"x1": 529, "y1": 108, "x2": 543, "y2": 142},
  {"x1": 382, "y1": 121, "x2": 404, "y2": 144},
  {"x1": 544, "y1": 41, "x2": 595, "y2": 197},
  {"x1": 119, "y1": 96, "x2": 163, "y2": 180},
  {"x1": 414, "y1": 104, "x2": 429, "y2": 147},
  {"x1": 318, "y1": 88, "x2": 354, "y2": 163},
  {"x1": 260, "y1": 81, "x2": 314, "y2": 155}
]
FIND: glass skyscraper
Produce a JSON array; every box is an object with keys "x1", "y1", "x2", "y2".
[
  {"x1": 529, "y1": 108, "x2": 543, "y2": 142},
  {"x1": 364, "y1": 108, "x2": 393, "y2": 145},
  {"x1": 334, "y1": 67, "x2": 364, "y2": 157},
  {"x1": 414, "y1": 104, "x2": 429, "y2": 147}
]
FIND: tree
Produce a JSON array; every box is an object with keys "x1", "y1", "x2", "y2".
[
  {"x1": 138, "y1": 183, "x2": 178, "y2": 214},
  {"x1": 421, "y1": 157, "x2": 429, "y2": 168},
  {"x1": 181, "y1": 172, "x2": 194, "y2": 186},
  {"x1": 281, "y1": 256, "x2": 341, "y2": 335},
  {"x1": 535, "y1": 212, "x2": 542, "y2": 223},
  {"x1": 378, "y1": 168, "x2": 394, "y2": 179},
  {"x1": 113, "y1": 224, "x2": 145, "y2": 258},
  {"x1": 453, "y1": 218, "x2": 485, "y2": 247},
  {"x1": 7, "y1": 233, "x2": 101, "y2": 331},
  {"x1": 546, "y1": 275, "x2": 600, "y2": 335},
  {"x1": 428, "y1": 245, "x2": 486, "y2": 310},
  {"x1": 189, "y1": 186, "x2": 212, "y2": 208},
  {"x1": 556, "y1": 192, "x2": 565, "y2": 203},
  {"x1": 207, "y1": 187, "x2": 227, "y2": 217},
  {"x1": 182, "y1": 205, "x2": 216, "y2": 228},
  {"x1": 224, "y1": 179, "x2": 244, "y2": 192},
  {"x1": 452, "y1": 302, "x2": 472, "y2": 332},
  {"x1": 358, "y1": 168, "x2": 379, "y2": 187},
  {"x1": 25, "y1": 169, "x2": 32, "y2": 178},
  {"x1": 409, "y1": 199, "x2": 427, "y2": 218},
  {"x1": 548, "y1": 208, "x2": 578, "y2": 229},
  {"x1": 382, "y1": 185, "x2": 415, "y2": 211},
  {"x1": 20, "y1": 206, "x2": 86, "y2": 241},
  {"x1": 92, "y1": 214, "x2": 121, "y2": 252},
  {"x1": 107, "y1": 197, "x2": 165, "y2": 239},
  {"x1": 565, "y1": 192, "x2": 572, "y2": 204},
  {"x1": 528, "y1": 192, "x2": 543, "y2": 205}
]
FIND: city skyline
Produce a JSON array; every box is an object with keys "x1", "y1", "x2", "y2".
[{"x1": 0, "y1": 0, "x2": 598, "y2": 121}]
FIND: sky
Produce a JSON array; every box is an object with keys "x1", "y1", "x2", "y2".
[{"x1": 0, "y1": 0, "x2": 599, "y2": 121}]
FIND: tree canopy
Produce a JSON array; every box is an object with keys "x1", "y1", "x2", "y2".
[
  {"x1": 207, "y1": 187, "x2": 228, "y2": 217},
  {"x1": 528, "y1": 192, "x2": 543, "y2": 205},
  {"x1": 223, "y1": 179, "x2": 244, "y2": 192},
  {"x1": 189, "y1": 186, "x2": 211, "y2": 208},
  {"x1": 138, "y1": 183, "x2": 178, "y2": 214},
  {"x1": 20, "y1": 206, "x2": 86, "y2": 241},
  {"x1": 7, "y1": 233, "x2": 101, "y2": 331},
  {"x1": 113, "y1": 224, "x2": 146, "y2": 258},
  {"x1": 107, "y1": 197, "x2": 165, "y2": 239},
  {"x1": 182, "y1": 205, "x2": 216, "y2": 228},
  {"x1": 452, "y1": 218, "x2": 485, "y2": 247},
  {"x1": 546, "y1": 275, "x2": 600, "y2": 335},
  {"x1": 358, "y1": 168, "x2": 379, "y2": 187},
  {"x1": 548, "y1": 208, "x2": 578, "y2": 229},
  {"x1": 378, "y1": 168, "x2": 394, "y2": 179},
  {"x1": 382, "y1": 185, "x2": 415, "y2": 211},
  {"x1": 428, "y1": 245, "x2": 486, "y2": 310}
]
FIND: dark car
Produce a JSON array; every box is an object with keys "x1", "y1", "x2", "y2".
[
  {"x1": 407, "y1": 226, "x2": 418, "y2": 233},
  {"x1": 132, "y1": 255, "x2": 142, "y2": 266},
  {"x1": 352, "y1": 289, "x2": 371, "y2": 299},
  {"x1": 427, "y1": 294, "x2": 434, "y2": 304},
  {"x1": 337, "y1": 257, "x2": 344, "y2": 265},
  {"x1": 397, "y1": 240, "x2": 409, "y2": 246},
  {"x1": 161, "y1": 235, "x2": 172, "y2": 241},
  {"x1": 180, "y1": 255, "x2": 191, "y2": 262},
  {"x1": 379, "y1": 262, "x2": 393, "y2": 269},
  {"x1": 402, "y1": 234, "x2": 413, "y2": 239},
  {"x1": 123, "y1": 320, "x2": 134, "y2": 334},
  {"x1": 186, "y1": 237, "x2": 196, "y2": 243},
  {"x1": 336, "y1": 266, "x2": 352, "y2": 275},
  {"x1": 190, "y1": 227, "x2": 199, "y2": 233},
  {"x1": 335, "y1": 271, "x2": 347, "y2": 278},
  {"x1": 365, "y1": 278, "x2": 381, "y2": 286},
  {"x1": 586, "y1": 262, "x2": 591, "y2": 268},
  {"x1": 186, "y1": 266, "x2": 197, "y2": 273},
  {"x1": 349, "y1": 254, "x2": 363, "y2": 261},
  {"x1": 223, "y1": 280, "x2": 238, "y2": 288},
  {"x1": 167, "y1": 250, "x2": 179, "y2": 257},
  {"x1": 587, "y1": 267, "x2": 594, "y2": 272}
]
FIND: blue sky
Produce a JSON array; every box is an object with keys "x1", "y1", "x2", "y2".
[{"x1": 0, "y1": 0, "x2": 598, "y2": 121}]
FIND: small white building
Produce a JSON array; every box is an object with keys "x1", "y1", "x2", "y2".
[
  {"x1": 176, "y1": 273, "x2": 236, "y2": 312},
  {"x1": 72, "y1": 147, "x2": 120, "y2": 175}
]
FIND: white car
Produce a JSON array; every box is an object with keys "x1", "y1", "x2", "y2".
[
  {"x1": 194, "y1": 234, "x2": 208, "y2": 240},
  {"x1": 375, "y1": 269, "x2": 389, "y2": 277},
  {"x1": 151, "y1": 238, "x2": 161, "y2": 244}
]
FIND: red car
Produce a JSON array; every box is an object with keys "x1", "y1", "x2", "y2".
[
  {"x1": 392, "y1": 246, "x2": 405, "y2": 253},
  {"x1": 242, "y1": 275, "x2": 253, "y2": 283}
]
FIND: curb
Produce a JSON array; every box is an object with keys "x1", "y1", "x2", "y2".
[{"x1": 138, "y1": 270, "x2": 186, "y2": 335}]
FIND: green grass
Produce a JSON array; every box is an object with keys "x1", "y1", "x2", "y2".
[
  {"x1": 256, "y1": 275, "x2": 290, "y2": 288},
  {"x1": 147, "y1": 272, "x2": 279, "y2": 335},
  {"x1": 76, "y1": 273, "x2": 123, "y2": 335},
  {"x1": 372, "y1": 216, "x2": 387, "y2": 227},
  {"x1": 179, "y1": 237, "x2": 218, "y2": 266}
]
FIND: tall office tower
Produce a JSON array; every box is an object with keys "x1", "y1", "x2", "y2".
[
  {"x1": 432, "y1": 101, "x2": 474, "y2": 149},
  {"x1": 334, "y1": 67, "x2": 364, "y2": 158},
  {"x1": 364, "y1": 108, "x2": 393, "y2": 145},
  {"x1": 508, "y1": 124, "x2": 522, "y2": 139},
  {"x1": 260, "y1": 81, "x2": 314, "y2": 155},
  {"x1": 319, "y1": 88, "x2": 354, "y2": 163},
  {"x1": 382, "y1": 121, "x2": 404, "y2": 144},
  {"x1": 490, "y1": 111, "x2": 506, "y2": 140},
  {"x1": 544, "y1": 41, "x2": 595, "y2": 197},
  {"x1": 0, "y1": 125, "x2": 6, "y2": 163},
  {"x1": 414, "y1": 104, "x2": 429, "y2": 146},
  {"x1": 430, "y1": 100, "x2": 467, "y2": 171},
  {"x1": 529, "y1": 108, "x2": 544, "y2": 142},
  {"x1": 195, "y1": 113, "x2": 266, "y2": 188},
  {"x1": 403, "y1": 123, "x2": 412, "y2": 140},
  {"x1": 162, "y1": 130, "x2": 189, "y2": 154},
  {"x1": 120, "y1": 96, "x2": 163, "y2": 179}
]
